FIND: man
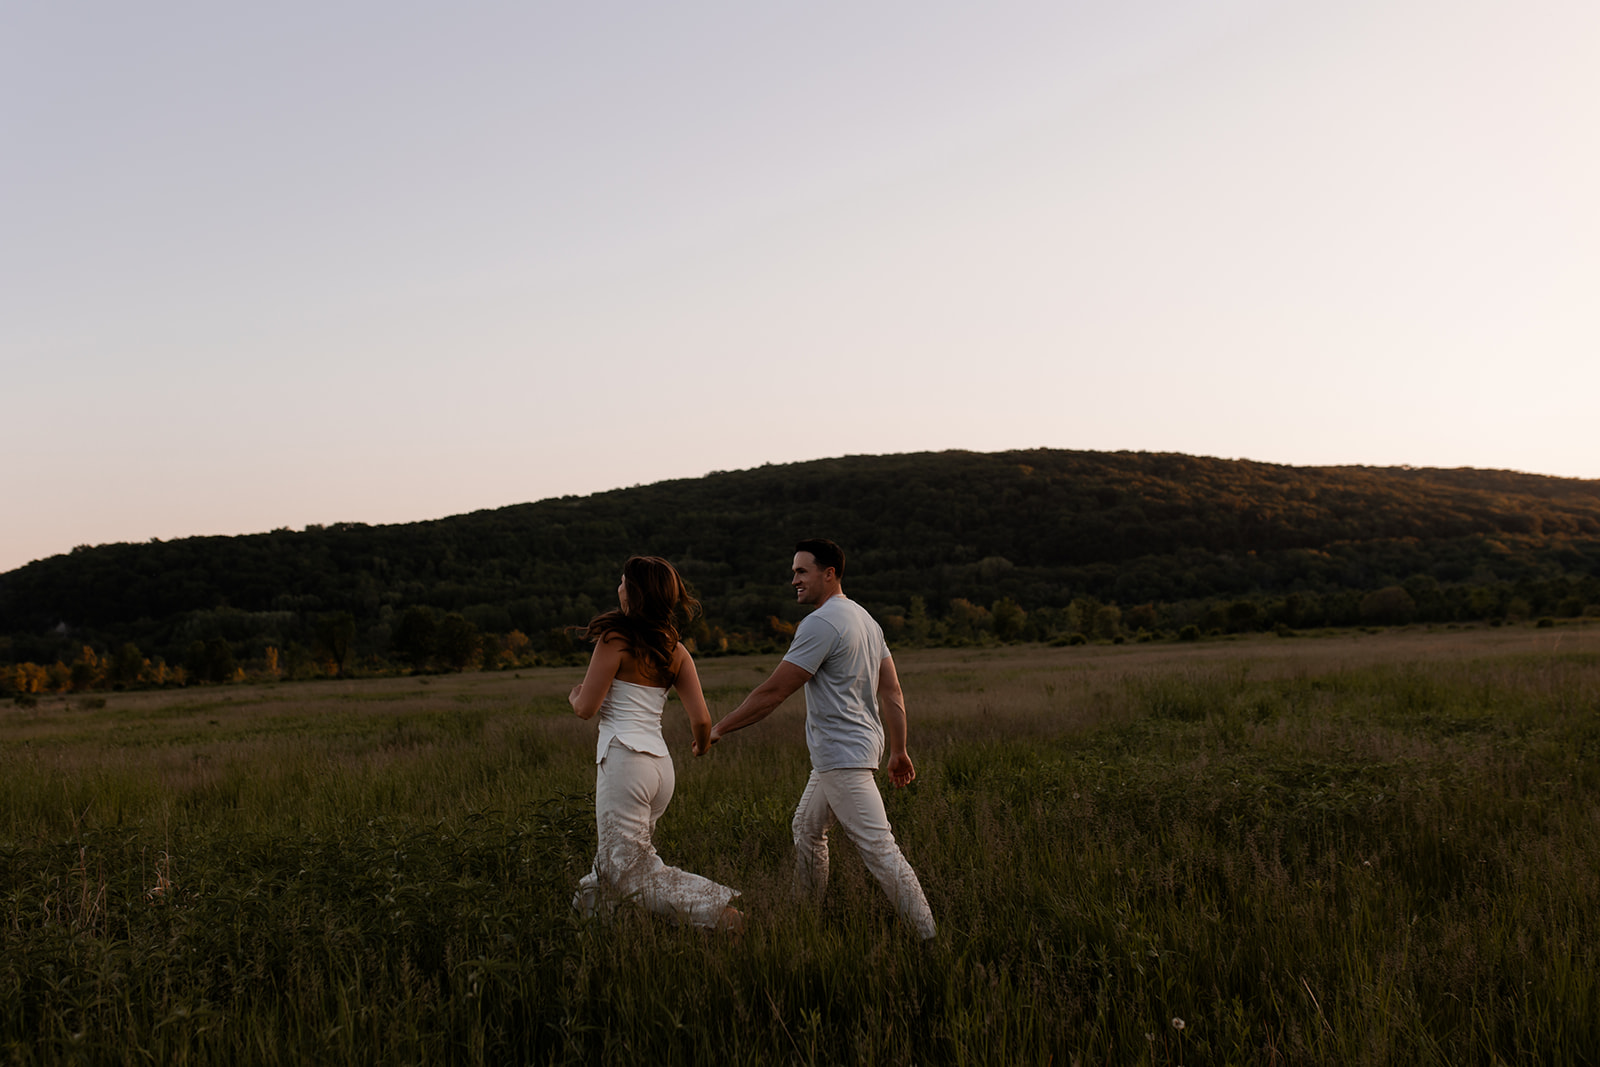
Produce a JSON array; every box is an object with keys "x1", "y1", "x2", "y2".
[{"x1": 709, "y1": 539, "x2": 936, "y2": 940}]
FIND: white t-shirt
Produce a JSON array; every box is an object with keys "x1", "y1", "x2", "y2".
[{"x1": 782, "y1": 595, "x2": 890, "y2": 771}]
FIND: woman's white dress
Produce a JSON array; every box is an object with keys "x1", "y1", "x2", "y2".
[{"x1": 573, "y1": 679, "x2": 737, "y2": 928}]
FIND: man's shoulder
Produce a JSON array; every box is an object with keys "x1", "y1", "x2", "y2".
[
  {"x1": 813, "y1": 596, "x2": 883, "y2": 639},
  {"x1": 809, "y1": 595, "x2": 867, "y2": 623},
  {"x1": 795, "y1": 602, "x2": 839, "y2": 630}
]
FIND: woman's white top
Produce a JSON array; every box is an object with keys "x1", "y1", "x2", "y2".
[{"x1": 595, "y1": 678, "x2": 670, "y2": 761}]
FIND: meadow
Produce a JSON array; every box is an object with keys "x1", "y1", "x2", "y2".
[{"x1": 3, "y1": 623, "x2": 1598, "y2": 1065}]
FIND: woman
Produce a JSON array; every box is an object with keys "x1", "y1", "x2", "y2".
[{"x1": 568, "y1": 556, "x2": 742, "y2": 932}]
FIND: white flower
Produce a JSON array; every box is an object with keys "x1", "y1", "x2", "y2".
[{"x1": 1172, "y1": 1017, "x2": 1186, "y2": 1031}]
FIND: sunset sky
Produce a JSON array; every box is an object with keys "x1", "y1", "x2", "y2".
[{"x1": 4, "y1": 0, "x2": 1596, "y2": 574}]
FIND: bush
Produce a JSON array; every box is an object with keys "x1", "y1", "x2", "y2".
[
  {"x1": 1360, "y1": 586, "x2": 1417, "y2": 626},
  {"x1": 1536, "y1": 617, "x2": 1556, "y2": 629},
  {"x1": 1178, "y1": 624, "x2": 1201, "y2": 642}
]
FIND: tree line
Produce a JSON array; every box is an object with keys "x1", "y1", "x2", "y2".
[{"x1": 3, "y1": 449, "x2": 1598, "y2": 693}]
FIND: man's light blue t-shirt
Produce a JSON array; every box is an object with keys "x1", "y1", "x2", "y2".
[{"x1": 782, "y1": 595, "x2": 890, "y2": 771}]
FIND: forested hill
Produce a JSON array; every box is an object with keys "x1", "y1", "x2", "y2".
[{"x1": 4, "y1": 450, "x2": 1599, "y2": 668}]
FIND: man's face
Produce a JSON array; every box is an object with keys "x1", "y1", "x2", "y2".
[{"x1": 791, "y1": 552, "x2": 834, "y2": 605}]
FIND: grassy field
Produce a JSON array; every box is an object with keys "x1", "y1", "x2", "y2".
[{"x1": 3, "y1": 623, "x2": 1598, "y2": 1065}]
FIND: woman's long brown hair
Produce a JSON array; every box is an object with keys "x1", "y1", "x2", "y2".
[{"x1": 583, "y1": 556, "x2": 701, "y2": 685}]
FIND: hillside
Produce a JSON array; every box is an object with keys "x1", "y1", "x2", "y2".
[{"x1": 3, "y1": 450, "x2": 1598, "y2": 673}]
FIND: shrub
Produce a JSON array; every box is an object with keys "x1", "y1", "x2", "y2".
[
  {"x1": 1360, "y1": 586, "x2": 1416, "y2": 625},
  {"x1": 1536, "y1": 617, "x2": 1556, "y2": 628},
  {"x1": 1226, "y1": 600, "x2": 1261, "y2": 632},
  {"x1": 1178, "y1": 624, "x2": 1201, "y2": 642}
]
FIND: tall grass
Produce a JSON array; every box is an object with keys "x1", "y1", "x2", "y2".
[{"x1": 3, "y1": 626, "x2": 1597, "y2": 1064}]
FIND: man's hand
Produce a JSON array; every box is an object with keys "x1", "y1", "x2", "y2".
[{"x1": 887, "y1": 751, "x2": 916, "y2": 788}]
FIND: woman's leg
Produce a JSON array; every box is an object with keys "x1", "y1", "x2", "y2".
[
  {"x1": 591, "y1": 743, "x2": 738, "y2": 929},
  {"x1": 592, "y1": 741, "x2": 668, "y2": 893}
]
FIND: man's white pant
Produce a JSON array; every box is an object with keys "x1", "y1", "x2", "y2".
[
  {"x1": 791, "y1": 767, "x2": 936, "y2": 940},
  {"x1": 574, "y1": 740, "x2": 737, "y2": 929}
]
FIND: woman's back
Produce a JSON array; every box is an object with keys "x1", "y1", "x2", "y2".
[{"x1": 596, "y1": 677, "x2": 670, "y2": 760}]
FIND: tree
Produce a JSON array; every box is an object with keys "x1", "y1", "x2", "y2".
[
  {"x1": 314, "y1": 612, "x2": 357, "y2": 677},
  {"x1": 906, "y1": 597, "x2": 931, "y2": 643},
  {"x1": 1226, "y1": 601, "x2": 1261, "y2": 633},
  {"x1": 944, "y1": 599, "x2": 992, "y2": 642},
  {"x1": 109, "y1": 642, "x2": 147, "y2": 687},
  {"x1": 503, "y1": 629, "x2": 533, "y2": 664},
  {"x1": 1092, "y1": 605, "x2": 1121, "y2": 641},
  {"x1": 69, "y1": 646, "x2": 102, "y2": 691},
  {"x1": 435, "y1": 613, "x2": 480, "y2": 671},
  {"x1": 1123, "y1": 603, "x2": 1158, "y2": 632},
  {"x1": 185, "y1": 638, "x2": 236, "y2": 684},
  {"x1": 1359, "y1": 586, "x2": 1416, "y2": 626},
  {"x1": 991, "y1": 598, "x2": 1027, "y2": 641},
  {"x1": 391, "y1": 606, "x2": 438, "y2": 668}
]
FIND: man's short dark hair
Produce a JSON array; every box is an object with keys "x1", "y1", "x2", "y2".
[{"x1": 795, "y1": 538, "x2": 845, "y2": 577}]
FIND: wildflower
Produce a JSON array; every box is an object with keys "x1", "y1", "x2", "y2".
[{"x1": 1172, "y1": 1017, "x2": 1186, "y2": 1031}]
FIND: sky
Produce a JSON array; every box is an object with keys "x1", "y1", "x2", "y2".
[{"x1": 4, "y1": 0, "x2": 1597, "y2": 574}]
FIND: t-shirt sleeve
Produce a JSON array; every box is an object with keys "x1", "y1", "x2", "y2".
[{"x1": 782, "y1": 613, "x2": 836, "y2": 675}]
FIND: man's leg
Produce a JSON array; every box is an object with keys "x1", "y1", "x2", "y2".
[
  {"x1": 790, "y1": 769, "x2": 835, "y2": 901},
  {"x1": 817, "y1": 769, "x2": 936, "y2": 940}
]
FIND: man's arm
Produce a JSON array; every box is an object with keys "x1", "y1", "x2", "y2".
[
  {"x1": 708, "y1": 660, "x2": 813, "y2": 744},
  {"x1": 878, "y1": 656, "x2": 915, "y2": 787}
]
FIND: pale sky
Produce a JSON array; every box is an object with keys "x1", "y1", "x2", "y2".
[{"x1": 4, "y1": 1, "x2": 1596, "y2": 574}]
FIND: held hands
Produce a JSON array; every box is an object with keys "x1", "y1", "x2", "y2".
[
  {"x1": 693, "y1": 723, "x2": 724, "y2": 757},
  {"x1": 887, "y1": 751, "x2": 916, "y2": 788}
]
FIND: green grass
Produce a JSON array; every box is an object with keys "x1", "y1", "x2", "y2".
[{"x1": 3, "y1": 626, "x2": 1598, "y2": 1064}]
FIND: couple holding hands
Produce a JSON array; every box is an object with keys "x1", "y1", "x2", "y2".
[{"x1": 566, "y1": 539, "x2": 936, "y2": 940}]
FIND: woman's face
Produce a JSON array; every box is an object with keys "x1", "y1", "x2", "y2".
[{"x1": 617, "y1": 574, "x2": 629, "y2": 612}]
